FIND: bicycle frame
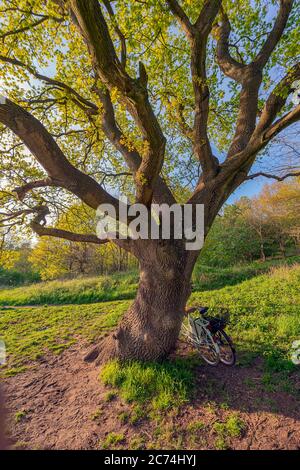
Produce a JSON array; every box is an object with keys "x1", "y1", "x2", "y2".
[
  {"x1": 184, "y1": 313, "x2": 220, "y2": 354},
  {"x1": 181, "y1": 307, "x2": 236, "y2": 366}
]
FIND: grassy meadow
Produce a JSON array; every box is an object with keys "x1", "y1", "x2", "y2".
[
  {"x1": 1, "y1": 256, "x2": 299, "y2": 307},
  {"x1": 1, "y1": 258, "x2": 299, "y2": 450},
  {"x1": 1, "y1": 258, "x2": 299, "y2": 381}
]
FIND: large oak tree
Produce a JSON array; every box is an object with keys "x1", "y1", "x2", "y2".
[{"x1": 0, "y1": 0, "x2": 299, "y2": 362}]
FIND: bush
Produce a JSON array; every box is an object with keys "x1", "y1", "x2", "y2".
[{"x1": 0, "y1": 267, "x2": 40, "y2": 287}]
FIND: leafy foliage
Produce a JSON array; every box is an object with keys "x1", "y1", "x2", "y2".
[
  {"x1": 0, "y1": 0, "x2": 299, "y2": 237},
  {"x1": 200, "y1": 178, "x2": 300, "y2": 267}
]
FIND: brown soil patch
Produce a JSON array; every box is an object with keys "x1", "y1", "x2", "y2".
[{"x1": 2, "y1": 342, "x2": 300, "y2": 450}]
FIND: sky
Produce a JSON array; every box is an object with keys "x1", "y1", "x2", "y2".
[{"x1": 228, "y1": 177, "x2": 266, "y2": 203}]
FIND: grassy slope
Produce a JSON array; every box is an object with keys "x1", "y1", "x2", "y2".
[
  {"x1": 1, "y1": 264, "x2": 299, "y2": 378},
  {"x1": 192, "y1": 256, "x2": 300, "y2": 290},
  {"x1": 0, "y1": 256, "x2": 299, "y2": 307},
  {"x1": 191, "y1": 265, "x2": 300, "y2": 368},
  {"x1": 0, "y1": 271, "x2": 139, "y2": 306},
  {"x1": 2, "y1": 262, "x2": 299, "y2": 451}
]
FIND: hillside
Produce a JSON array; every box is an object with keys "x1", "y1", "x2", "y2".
[
  {"x1": 0, "y1": 264, "x2": 299, "y2": 449},
  {"x1": 1, "y1": 256, "x2": 299, "y2": 307}
]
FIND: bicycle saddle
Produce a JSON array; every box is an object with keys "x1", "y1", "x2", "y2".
[{"x1": 199, "y1": 306, "x2": 209, "y2": 315}]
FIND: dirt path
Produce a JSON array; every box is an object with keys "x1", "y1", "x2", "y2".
[{"x1": 2, "y1": 343, "x2": 300, "y2": 450}]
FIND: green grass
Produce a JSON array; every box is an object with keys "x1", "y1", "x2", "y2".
[
  {"x1": 0, "y1": 271, "x2": 139, "y2": 306},
  {"x1": 14, "y1": 410, "x2": 27, "y2": 423},
  {"x1": 1, "y1": 257, "x2": 299, "y2": 307},
  {"x1": 192, "y1": 255, "x2": 300, "y2": 291},
  {"x1": 213, "y1": 414, "x2": 246, "y2": 449},
  {"x1": 190, "y1": 264, "x2": 300, "y2": 366},
  {"x1": 1, "y1": 263, "x2": 299, "y2": 384},
  {"x1": 0, "y1": 301, "x2": 128, "y2": 376},
  {"x1": 100, "y1": 358, "x2": 195, "y2": 412}
]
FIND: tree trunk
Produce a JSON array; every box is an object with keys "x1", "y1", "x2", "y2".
[
  {"x1": 260, "y1": 243, "x2": 266, "y2": 262},
  {"x1": 279, "y1": 238, "x2": 286, "y2": 258},
  {"x1": 85, "y1": 241, "x2": 194, "y2": 364}
]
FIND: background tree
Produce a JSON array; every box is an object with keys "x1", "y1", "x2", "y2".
[
  {"x1": 29, "y1": 204, "x2": 137, "y2": 280},
  {"x1": 200, "y1": 202, "x2": 262, "y2": 266},
  {"x1": 0, "y1": 0, "x2": 300, "y2": 363},
  {"x1": 199, "y1": 178, "x2": 300, "y2": 267},
  {"x1": 256, "y1": 179, "x2": 300, "y2": 255}
]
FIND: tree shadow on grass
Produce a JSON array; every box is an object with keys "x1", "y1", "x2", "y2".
[{"x1": 181, "y1": 345, "x2": 300, "y2": 420}]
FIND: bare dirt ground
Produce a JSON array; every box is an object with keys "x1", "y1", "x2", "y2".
[{"x1": 2, "y1": 342, "x2": 300, "y2": 450}]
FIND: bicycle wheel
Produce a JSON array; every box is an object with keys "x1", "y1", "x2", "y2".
[
  {"x1": 180, "y1": 321, "x2": 219, "y2": 365},
  {"x1": 197, "y1": 330, "x2": 220, "y2": 366},
  {"x1": 215, "y1": 330, "x2": 236, "y2": 366}
]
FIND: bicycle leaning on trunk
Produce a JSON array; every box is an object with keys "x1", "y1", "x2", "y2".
[{"x1": 181, "y1": 306, "x2": 236, "y2": 366}]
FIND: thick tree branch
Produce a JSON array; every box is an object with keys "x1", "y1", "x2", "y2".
[
  {"x1": 264, "y1": 104, "x2": 300, "y2": 141},
  {"x1": 214, "y1": 71, "x2": 300, "y2": 189},
  {"x1": 30, "y1": 206, "x2": 108, "y2": 244},
  {"x1": 216, "y1": 2, "x2": 294, "y2": 159},
  {"x1": 0, "y1": 99, "x2": 122, "y2": 214},
  {"x1": 191, "y1": 1, "x2": 221, "y2": 177},
  {"x1": 216, "y1": 10, "x2": 261, "y2": 158},
  {"x1": 92, "y1": 86, "x2": 176, "y2": 205},
  {"x1": 165, "y1": 0, "x2": 193, "y2": 37},
  {"x1": 228, "y1": 66, "x2": 262, "y2": 157},
  {"x1": 215, "y1": 9, "x2": 245, "y2": 81},
  {"x1": 167, "y1": 0, "x2": 221, "y2": 179},
  {"x1": 92, "y1": 87, "x2": 141, "y2": 172},
  {"x1": 218, "y1": 102, "x2": 300, "y2": 186},
  {"x1": 69, "y1": 0, "x2": 166, "y2": 206},
  {"x1": 254, "y1": 62, "x2": 300, "y2": 137},
  {"x1": 102, "y1": 0, "x2": 127, "y2": 67}
]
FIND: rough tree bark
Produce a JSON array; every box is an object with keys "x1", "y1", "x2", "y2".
[{"x1": 85, "y1": 239, "x2": 195, "y2": 364}]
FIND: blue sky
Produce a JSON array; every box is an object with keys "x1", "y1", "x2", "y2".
[{"x1": 228, "y1": 177, "x2": 266, "y2": 203}]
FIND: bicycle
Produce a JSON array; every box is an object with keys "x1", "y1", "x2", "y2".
[{"x1": 180, "y1": 306, "x2": 236, "y2": 366}]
